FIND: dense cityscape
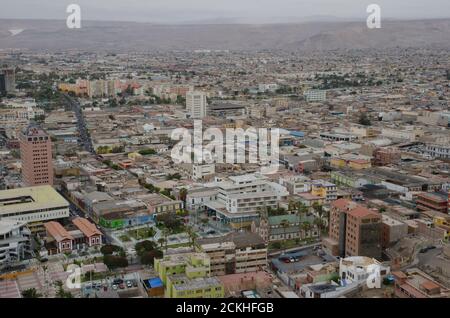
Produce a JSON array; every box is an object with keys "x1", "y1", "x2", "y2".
[{"x1": 0, "y1": 8, "x2": 450, "y2": 302}]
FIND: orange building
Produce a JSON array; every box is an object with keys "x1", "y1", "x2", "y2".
[{"x1": 20, "y1": 125, "x2": 54, "y2": 186}]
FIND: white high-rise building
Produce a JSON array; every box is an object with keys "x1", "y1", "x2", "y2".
[{"x1": 186, "y1": 91, "x2": 207, "y2": 119}]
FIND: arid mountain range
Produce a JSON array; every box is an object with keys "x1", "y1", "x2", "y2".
[{"x1": 0, "y1": 18, "x2": 449, "y2": 52}]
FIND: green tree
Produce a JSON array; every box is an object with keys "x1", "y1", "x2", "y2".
[
  {"x1": 358, "y1": 113, "x2": 371, "y2": 126},
  {"x1": 22, "y1": 288, "x2": 41, "y2": 298}
]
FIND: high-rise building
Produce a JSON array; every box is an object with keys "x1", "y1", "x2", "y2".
[
  {"x1": 20, "y1": 125, "x2": 54, "y2": 186},
  {"x1": 186, "y1": 91, "x2": 207, "y2": 119},
  {"x1": 324, "y1": 199, "x2": 382, "y2": 259},
  {"x1": 0, "y1": 67, "x2": 15, "y2": 94}
]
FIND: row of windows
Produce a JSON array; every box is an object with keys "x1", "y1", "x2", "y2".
[
  {"x1": 27, "y1": 136, "x2": 49, "y2": 142},
  {"x1": 1, "y1": 206, "x2": 68, "y2": 218}
]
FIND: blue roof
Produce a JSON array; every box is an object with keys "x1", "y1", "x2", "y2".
[
  {"x1": 149, "y1": 278, "x2": 163, "y2": 288},
  {"x1": 289, "y1": 131, "x2": 305, "y2": 138}
]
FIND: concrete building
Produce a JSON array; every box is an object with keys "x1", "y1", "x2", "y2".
[
  {"x1": 186, "y1": 91, "x2": 207, "y2": 119},
  {"x1": 0, "y1": 67, "x2": 15, "y2": 94},
  {"x1": 252, "y1": 214, "x2": 318, "y2": 243},
  {"x1": 304, "y1": 90, "x2": 326, "y2": 102},
  {"x1": 339, "y1": 256, "x2": 389, "y2": 288},
  {"x1": 425, "y1": 142, "x2": 450, "y2": 159},
  {"x1": 204, "y1": 173, "x2": 289, "y2": 229},
  {"x1": 0, "y1": 219, "x2": 31, "y2": 270},
  {"x1": 154, "y1": 252, "x2": 211, "y2": 284},
  {"x1": 0, "y1": 185, "x2": 69, "y2": 233},
  {"x1": 20, "y1": 125, "x2": 54, "y2": 186},
  {"x1": 208, "y1": 103, "x2": 246, "y2": 117},
  {"x1": 186, "y1": 187, "x2": 218, "y2": 212},
  {"x1": 192, "y1": 163, "x2": 215, "y2": 181},
  {"x1": 323, "y1": 199, "x2": 382, "y2": 259},
  {"x1": 416, "y1": 192, "x2": 448, "y2": 214},
  {"x1": 197, "y1": 232, "x2": 267, "y2": 276},
  {"x1": 165, "y1": 275, "x2": 224, "y2": 298},
  {"x1": 392, "y1": 269, "x2": 450, "y2": 298},
  {"x1": 310, "y1": 180, "x2": 337, "y2": 202},
  {"x1": 381, "y1": 215, "x2": 408, "y2": 248},
  {"x1": 372, "y1": 147, "x2": 401, "y2": 166}
]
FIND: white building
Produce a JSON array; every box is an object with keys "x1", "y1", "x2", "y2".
[
  {"x1": 425, "y1": 142, "x2": 450, "y2": 159},
  {"x1": 0, "y1": 219, "x2": 31, "y2": 269},
  {"x1": 258, "y1": 83, "x2": 279, "y2": 93},
  {"x1": 186, "y1": 187, "x2": 219, "y2": 212},
  {"x1": 193, "y1": 163, "x2": 215, "y2": 181},
  {"x1": 186, "y1": 91, "x2": 207, "y2": 119},
  {"x1": 204, "y1": 173, "x2": 289, "y2": 228},
  {"x1": 279, "y1": 175, "x2": 310, "y2": 195},
  {"x1": 0, "y1": 186, "x2": 70, "y2": 233},
  {"x1": 304, "y1": 90, "x2": 327, "y2": 102},
  {"x1": 339, "y1": 256, "x2": 390, "y2": 288}
]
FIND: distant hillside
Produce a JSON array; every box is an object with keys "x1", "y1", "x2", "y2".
[{"x1": 0, "y1": 18, "x2": 449, "y2": 52}]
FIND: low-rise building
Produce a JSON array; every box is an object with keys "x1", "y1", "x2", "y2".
[
  {"x1": 392, "y1": 269, "x2": 450, "y2": 298},
  {"x1": 165, "y1": 275, "x2": 224, "y2": 298},
  {"x1": 196, "y1": 232, "x2": 267, "y2": 276},
  {"x1": 0, "y1": 185, "x2": 70, "y2": 233}
]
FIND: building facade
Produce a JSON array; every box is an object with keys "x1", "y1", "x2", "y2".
[
  {"x1": 20, "y1": 125, "x2": 54, "y2": 186},
  {"x1": 186, "y1": 91, "x2": 207, "y2": 119}
]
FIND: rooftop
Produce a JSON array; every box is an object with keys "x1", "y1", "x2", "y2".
[{"x1": 0, "y1": 185, "x2": 69, "y2": 216}]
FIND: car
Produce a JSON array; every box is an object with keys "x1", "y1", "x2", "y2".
[
  {"x1": 112, "y1": 284, "x2": 118, "y2": 290},
  {"x1": 119, "y1": 283, "x2": 125, "y2": 289},
  {"x1": 126, "y1": 280, "x2": 132, "y2": 288},
  {"x1": 132, "y1": 280, "x2": 138, "y2": 287}
]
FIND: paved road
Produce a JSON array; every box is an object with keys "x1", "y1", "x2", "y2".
[{"x1": 62, "y1": 93, "x2": 95, "y2": 154}]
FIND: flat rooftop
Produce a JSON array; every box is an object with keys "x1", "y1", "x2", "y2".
[{"x1": 0, "y1": 185, "x2": 69, "y2": 216}]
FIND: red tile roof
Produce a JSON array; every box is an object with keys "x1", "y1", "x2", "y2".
[
  {"x1": 44, "y1": 221, "x2": 73, "y2": 242},
  {"x1": 72, "y1": 217, "x2": 102, "y2": 237}
]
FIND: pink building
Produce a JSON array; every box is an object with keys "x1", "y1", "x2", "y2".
[{"x1": 20, "y1": 125, "x2": 54, "y2": 186}]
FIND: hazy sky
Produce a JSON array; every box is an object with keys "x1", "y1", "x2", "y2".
[{"x1": 2, "y1": 0, "x2": 450, "y2": 23}]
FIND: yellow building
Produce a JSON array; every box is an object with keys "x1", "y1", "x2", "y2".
[
  {"x1": 154, "y1": 252, "x2": 211, "y2": 284},
  {"x1": 165, "y1": 275, "x2": 224, "y2": 298},
  {"x1": 311, "y1": 180, "x2": 337, "y2": 202},
  {"x1": 330, "y1": 157, "x2": 347, "y2": 169}
]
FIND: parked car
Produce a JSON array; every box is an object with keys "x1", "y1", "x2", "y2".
[{"x1": 126, "y1": 280, "x2": 132, "y2": 288}]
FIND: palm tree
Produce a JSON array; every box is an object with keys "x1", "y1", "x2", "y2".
[
  {"x1": 280, "y1": 219, "x2": 290, "y2": 252},
  {"x1": 157, "y1": 238, "x2": 166, "y2": 250},
  {"x1": 296, "y1": 202, "x2": 308, "y2": 217},
  {"x1": 162, "y1": 228, "x2": 170, "y2": 251},
  {"x1": 301, "y1": 221, "x2": 312, "y2": 239},
  {"x1": 186, "y1": 226, "x2": 197, "y2": 248}
]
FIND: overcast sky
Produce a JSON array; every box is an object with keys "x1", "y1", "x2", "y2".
[{"x1": 2, "y1": 0, "x2": 450, "y2": 23}]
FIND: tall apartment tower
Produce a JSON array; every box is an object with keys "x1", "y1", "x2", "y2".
[
  {"x1": 324, "y1": 199, "x2": 382, "y2": 259},
  {"x1": 20, "y1": 125, "x2": 54, "y2": 186},
  {"x1": 186, "y1": 91, "x2": 207, "y2": 119},
  {"x1": 0, "y1": 67, "x2": 15, "y2": 94}
]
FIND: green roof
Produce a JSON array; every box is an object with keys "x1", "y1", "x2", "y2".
[{"x1": 268, "y1": 214, "x2": 315, "y2": 226}]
